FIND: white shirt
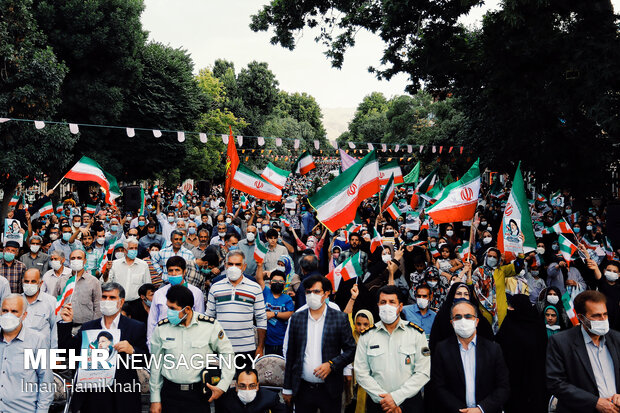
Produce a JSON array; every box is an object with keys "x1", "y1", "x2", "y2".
[
  {"x1": 100, "y1": 312, "x2": 121, "y2": 330},
  {"x1": 108, "y1": 257, "x2": 151, "y2": 301},
  {"x1": 283, "y1": 301, "x2": 341, "y2": 358},
  {"x1": 41, "y1": 266, "x2": 71, "y2": 295},
  {"x1": 302, "y1": 305, "x2": 328, "y2": 383}
]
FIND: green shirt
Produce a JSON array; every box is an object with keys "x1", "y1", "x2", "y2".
[
  {"x1": 149, "y1": 312, "x2": 235, "y2": 403},
  {"x1": 354, "y1": 319, "x2": 431, "y2": 406}
]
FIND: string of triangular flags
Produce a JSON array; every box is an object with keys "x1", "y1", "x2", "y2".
[{"x1": 0, "y1": 117, "x2": 466, "y2": 154}]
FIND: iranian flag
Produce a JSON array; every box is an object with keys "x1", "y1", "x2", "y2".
[
  {"x1": 326, "y1": 251, "x2": 363, "y2": 291},
  {"x1": 536, "y1": 193, "x2": 547, "y2": 203},
  {"x1": 232, "y1": 164, "x2": 282, "y2": 202},
  {"x1": 240, "y1": 195, "x2": 250, "y2": 210},
  {"x1": 56, "y1": 205, "x2": 63, "y2": 214},
  {"x1": 425, "y1": 159, "x2": 480, "y2": 224},
  {"x1": 261, "y1": 162, "x2": 290, "y2": 190},
  {"x1": 385, "y1": 203, "x2": 402, "y2": 220},
  {"x1": 293, "y1": 151, "x2": 316, "y2": 175},
  {"x1": 604, "y1": 237, "x2": 615, "y2": 260},
  {"x1": 542, "y1": 218, "x2": 574, "y2": 236},
  {"x1": 37, "y1": 201, "x2": 54, "y2": 217},
  {"x1": 561, "y1": 290, "x2": 580, "y2": 326},
  {"x1": 403, "y1": 161, "x2": 420, "y2": 186},
  {"x1": 380, "y1": 174, "x2": 396, "y2": 212},
  {"x1": 379, "y1": 161, "x2": 403, "y2": 185},
  {"x1": 417, "y1": 168, "x2": 439, "y2": 194},
  {"x1": 309, "y1": 151, "x2": 379, "y2": 232},
  {"x1": 370, "y1": 227, "x2": 383, "y2": 253},
  {"x1": 55, "y1": 275, "x2": 76, "y2": 315},
  {"x1": 8, "y1": 194, "x2": 20, "y2": 207},
  {"x1": 64, "y1": 156, "x2": 121, "y2": 205},
  {"x1": 281, "y1": 217, "x2": 291, "y2": 228},
  {"x1": 138, "y1": 188, "x2": 146, "y2": 216},
  {"x1": 225, "y1": 126, "x2": 240, "y2": 213},
  {"x1": 558, "y1": 234, "x2": 579, "y2": 263},
  {"x1": 566, "y1": 212, "x2": 579, "y2": 225},
  {"x1": 254, "y1": 236, "x2": 268, "y2": 263},
  {"x1": 85, "y1": 204, "x2": 97, "y2": 215},
  {"x1": 153, "y1": 185, "x2": 160, "y2": 196},
  {"x1": 430, "y1": 247, "x2": 440, "y2": 258},
  {"x1": 498, "y1": 162, "x2": 537, "y2": 261},
  {"x1": 266, "y1": 205, "x2": 275, "y2": 215},
  {"x1": 458, "y1": 241, "x2": 471, "y2": 260}
]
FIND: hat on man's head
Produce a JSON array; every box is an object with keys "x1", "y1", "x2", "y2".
[{"x1": 4, "y1": 241, "x2": 20, "y2": 249}]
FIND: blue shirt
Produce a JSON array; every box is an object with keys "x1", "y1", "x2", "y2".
[
  {"x1": 402, "y1": 304, "x2": 437, "y2": 336},
  {"x1": 458, "y1": 336, "x2": 477, "y2": 408},
  {"x1": 263, "y1": 287, "x2": 295, "y2": 346},
  {"x1": 581, "y1": 326, "x2": 617, "y2": 398},
  {"x1": 301, "y1": 212, "x2": 316, "y2": 237}
]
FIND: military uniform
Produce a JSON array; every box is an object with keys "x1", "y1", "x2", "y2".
[
  {"x1": 149, "y1": 312, "x2": 235, "y2": 412},
  {"x1": 354, "y1": 318, "x2": 431, "y2": 412}
]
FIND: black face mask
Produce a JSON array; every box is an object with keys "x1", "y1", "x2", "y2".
[{"x1": 271, "y1": 282, "x2": 285, "y2": 294}]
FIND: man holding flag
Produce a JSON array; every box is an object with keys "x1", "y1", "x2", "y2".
[{"x1": 53, "y1": 249, "x2": 102, "y2": 330}]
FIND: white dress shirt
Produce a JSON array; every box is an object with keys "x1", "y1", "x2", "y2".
[
  {"x1": 100, "y1": 312, "x2": 122, "y2": 330},
  {"x1": 302, "y1": 305, "x2": 327, "y2": 383},
  {"x1": 108, "y1": 257, "x2": 151, "y2": 301}
]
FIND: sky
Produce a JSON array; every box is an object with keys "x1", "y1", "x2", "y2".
[{"x1": 141, "y1": 0, "x2": 620, "y2": 138}]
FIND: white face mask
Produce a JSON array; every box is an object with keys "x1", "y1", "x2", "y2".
[
  {"x1": 237, "y1": 389, "x2": 258, "y2": 404},
  {"x1": 262, "y1": 225, "x2": 270, "y2": 233},
  {"x1": 30, "y1": 245, "x2": 41, "y2": 253},
  {"x1": 51, "y1": 260, "x2": 62, "y2": 271},
  {"x1": 581, "y1": 315, "x2": 609, "y2": 336},
  {"x1": 70, "y1": 259, "x2": 84, "y2": 272},
  {"x1": 100, "y1": 300, "x2": 119, "y2": 316},
  {"x1": 547, "y1": 295, "x2": 559, "y2": 305},
  {"x1": 378, "y1": 304, "x2": 399, "y2": 325},
  {"x1": 416, "y1": 298, "x2": 429, "y2": 309},
  {"x1": 446, "y1": 230, "x2": 454, "y2": 237},
  {"x1": 307, "y1": 241, "x2": 315, "y2": 248},
  {"x1": 605, "y1": 270, "x2": 619, "y2": 282},
  {"x1": 149, "y1": 250, "x2": 159, "y2": 258},
  {"x1": 246, "y1": 233, "x2": 255, "y2": 242},
  {"x1": 226, "y1": 218, "x2": 232, "y2": 224},
  {"x1": 382, "y1": 254, "x2": 391, "y2": 264},
  {"x1": 306, "y1": 293, "x2": 324, "y2": 310},
  {"x1": 23, "y1": 283, "x2": 39, "y2": 297},
  {"x1": 276, "y1": 265, "x2": 286, "y2": 273},
  {"x1": 218, "y1": 232, "x2": 227, "y2": 238},
  {"x1": 483, "y1": 237, "x2": 492, "y2": 245},
  {"x1": 115, "y1": 252, "x2": 125, "y2": 260},
  {"x1": 536, "y1": 247, "x2": 545, "y2": 255},
  {"x1": 226, "y1": 266, "x2": 242, "y2": 282},
  {"x1": 97, "y1": 237, "x2": 106, "y2": 245},
  {"x1": 0, "y1": 313, "x2": 22, "y2": 332},
  {"x1": 427, "y1": 281, "x2": 438, "y2": 288},
  {"x1": 452, "y1": 318, "x2": 477, "y2": 338}
]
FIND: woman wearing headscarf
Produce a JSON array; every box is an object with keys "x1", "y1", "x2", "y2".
[
  {"x1": 495, "y1": 294, "x2": 548, "y2": 413},
  {"x1": 544, "y1": 305, "x2": 564, "y2": 337},
  {"x1": 535, "y1": 285, "x2": 571, "y2": 328},
  {"x1": 275, "y1": 255, "x2": 300, "y2": 295},
  {"x1": 343, "y1": 284, "x2": 374, "y2": 413}
]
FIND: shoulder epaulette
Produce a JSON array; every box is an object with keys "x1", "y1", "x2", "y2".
[
  {"x1": 198, "y1": 314, "x2": 215, "y2": 323},
  {"x1": 158, "y1": 318, "x2": 169, "y2": 326},
  {"x1": 360, "y1": 325, "x2": 376, "y2": 335},
  {"x1": 408, "y1": 322, "x2": 425, "y2": 335}
]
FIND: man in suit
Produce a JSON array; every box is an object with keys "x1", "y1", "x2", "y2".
[
  {"x1": 58, "y1": 282, "x2": 148, "y2": 413},
  {"x1": 283, "y1": 274, "x2": 356, "y2": 413},
  {"x1": 547, "y1": 290, "x2": 620, "y2": 413},
  {"x1": 431, "y1": 300, "x2": 510, "y2": 413},
  {"x1": 218, "y1": 368, "x2": 286, "y2": 413}
]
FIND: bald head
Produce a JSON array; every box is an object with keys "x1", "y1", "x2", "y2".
[{"x1": 24, "y1": 268, "x2": 42, "y2": 283}]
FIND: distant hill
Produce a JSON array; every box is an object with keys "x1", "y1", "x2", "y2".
[{"x1": 322, "y1": 107, "x2": 355, "y2": 141}]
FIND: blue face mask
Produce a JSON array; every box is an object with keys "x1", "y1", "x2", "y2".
[
  {"x1": 144, "y1": 299, "x2": 152, "y2": 307},
  {"x1": 62, "y1": 233, "x2": 71, "y2": 242},
  {"x1": 3, "y1": 252, "x2": 15, "y2": 262},
  {"x1": 40, "y1": 229, "x2": 46, "y2": 236},
  {"x1": 188, "y1": 227, "x2": 196, "y2": 235},
  {"x1": 167, "y1": 307, "x2": 187, "y2": 326},
  {"x1": 574, "y1": 227, "x2": 580, "y2": 234},
  {"x1": 110, "y1": 225, "x2": 119, "y2": 232},
  {"x1": 229, "y1": 246, "x2": 239, "y2": 252},
  {"x1": 168, "y1": 275, "x2": 183, "y2": 286},
  {"x1": 138, "y1": 221, "x2": 146, "y2": 227},
  {"x1": 126, "y1": 250, "x2": 138, "y2": 260}
]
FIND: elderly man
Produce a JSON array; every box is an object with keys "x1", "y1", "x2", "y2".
[
  {"x1": 191, "y1": 229, "x2": 211, "y2": 259},
  {"x1": 238, "y1": 225, "x2": 258, "y2": 277},
  {"x1": 0, "y1": 294, "x2": 54, "y2": 412},
  {"x1": 19, "y1": 235, "x2": 50, "y2": 275},
  {"x1": 1, "y1": 240, "x2": 27, "y2": 293},
  {"x1": 53, "y1": 249, "x2": 102, "y2": 327},
  {"x1": 152, "y1": 230, "x2": 195, "y2": 282},
  {"x1": 22, "y1": 268, "x2": 57, "y2": 348},
  {"x1": 108, "y1": 237, "x2": 151, "y2": 303},
  {"x1": 41, "y1": 250, "x2": 71, "y2": 295}
]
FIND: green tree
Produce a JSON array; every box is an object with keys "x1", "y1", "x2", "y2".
[
  {"x1": 0, "y1": 0, "x2": 76, "y2": 218},
  {"x1": 236, "y1": 61, "x2": 280, "y2": 135}
]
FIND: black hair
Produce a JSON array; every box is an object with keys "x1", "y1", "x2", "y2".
[
  {"x1": 416, "y1": 283, "x2": 432, "y2": 296},
  {"x1": 300, "y1": 254, "x2": 319, "y2": 273},
  {"x1": 166, "y1": 256, "x2": 187, "y2": 271},
  {"x1": 266, "y1": 229, "x2": 279, "y2": 239},
  {"x1": 96, "y1": 331, "x2": 113, "y2": 342},
  {"x1": 224, "y1": 233, "x2": 238, "y2": 242},
  {"x1": 377, "y1": 285, "x2": 403, "y2": 304},
  {"x1": 302, "y1": 274, "x2": 332, "y2": 293},
  {"x1": 138, "y1": 283, "x2": 156, "y2": 297},
  {"x1": 166, "y1": 284, "x2": 194, "y2": 309},
  {"x1": 450, "y1": 300, "x2": 478, "y2": 318},
  {"x1": 574, "y1": 290, "x2": 607, "y2": 316},
  {"x1": 238, "y1": 368, "x2": 259, "y2": 382},
  {"x1": 349, "y1": 232, "x2": 361, "y2": 242},
  {"x1": 202, "y1": 248, "x2": 220, "y2": 267},
  {"x1": 102, "y1": 282, "x2": 126, "y2": 299},
  {"x1": 270, "y1": 270, "x2": 286, "y2": 281}
]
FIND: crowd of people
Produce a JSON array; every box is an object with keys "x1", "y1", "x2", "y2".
[{"x1": 1, "y1": 165, "x2": 620, "y2": 413}]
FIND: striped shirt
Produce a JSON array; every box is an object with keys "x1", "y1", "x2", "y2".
[
  {"x1": 151, "y1": 245, "x2": 195, "y2": 281},
  {"x1": 206, "y1": 277, "x2": 267, "y2": 353}
]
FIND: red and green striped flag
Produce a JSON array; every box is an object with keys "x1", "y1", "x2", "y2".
[
  {"x1": 542, "y1": 218, "x2": 574, "y2": 236},
  {"x1": 326, "y1": 251, "x2": 363, "y2": 291},
  {"x1": 254, "y1": 235, "x2": 268, "y2": 263},
  {"x1": 370, "y1": 227, "x2": 383, "y2": 253},
  {"x1": 37, "y1": 201, "x2": 54, "y2": 217},
  {"x1": 558, "y1": 234, "x2": 579, "y2": 264},
  {"x1": 261, "y1": 162, "x2": 290, "y2": 190},
  {"x1": 8, "y1": 194, "x2": 20, "y2": 207},
  {"x1": 85, "y1": 204, "x2": 97, "y2": 215},
  {"x1": 64, "y1": 156, "x2": 122, "y2": 205},
  {"x1": 232, "y1": 164, "x2": 283, "y2": 202},
  {"x1": 55, "y1": 275, "x2": 76, "y2": 315},
  {"x1": 292, "y1": 151, "x2": 316, "y2": 175},
  {"x1": 385, "y1": 203, "x2": 402, "y2": 220},
  {"x1": 380, "y1": 174, "x2": 396, "y2": 212},
  {"x1": 379, "y1": 160, "x2": 403, "y2": 185},
  {"x1": 458, "y1": 241, "x2": 471, "y2": 261},
  {"x1": 309, "y1": 151, "x2": 379, "y2": 232},
  {"x1": 561, "y1": 290, "x2": 580, "y2": 326}
]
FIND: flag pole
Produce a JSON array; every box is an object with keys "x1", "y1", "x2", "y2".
[
  {"x1": 467, "y1": 217, "x2": 475, "y2": 263},
  {"x1": 49, "y1": 176, "x2": 65, "y2": 193}
]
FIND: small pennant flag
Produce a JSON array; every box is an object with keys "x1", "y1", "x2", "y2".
[
  {"x1": 561, "y1": 290, "x2": 580, "y2": 326},
  {"x1": 153, "y1": 129, "x2": 162, "y2": 138},
  {"x1": 34, "y1": 120, "x2": 45, "y2": 129},
  {"x1": 458, "y1": 241, "x2": 471, "y2": 261},
  {"x1": 126, "y1": 128, "x2": 135, "y2": 137},
  {"x1": 558, "y1": 234, "x2": 579, "y2": 263},
  {"x1": 385, "y1": 203, "x2": 402, "y2": 220},
  {"x1": 177, "y1": 132, "x2": 185, "y2": 142},
  {"x1": 380, "y1": 174, "x2": 396, "y2": 213},
  {"x1": 69, "y1": 123, "x2": 79, "y2": 134},
  {"x1": 199, "y1": 133, "x2": 207, "y2": 143},
  {"x1": 37, "y1": 201, "x2": 54, "y2": 217},
  {"x1": 254, "y1": 236, "x2": 268, "y2": 263},
  {"x1": 314, "y1": 140, "x2": 320, "y2": 150}
]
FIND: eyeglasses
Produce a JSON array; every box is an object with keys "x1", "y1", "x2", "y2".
[
  {"x1": 452, "y1": 314, "x2": 476, "y2": 320},
  {"x1": 306, "y1": 289, "x2": 323, "y2": 295}
]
